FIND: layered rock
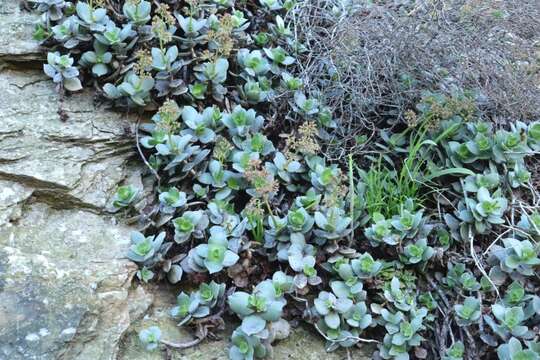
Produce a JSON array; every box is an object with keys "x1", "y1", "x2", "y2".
[
  {"x1": 0, "y1": 4, "x2": 147, "y2": 356},
  {"x1": 0, "y1": 66, "x2": 145, "y2": 359},
  {"x1": 0, "y1": 0, "x2": 43, "y2": 61}
]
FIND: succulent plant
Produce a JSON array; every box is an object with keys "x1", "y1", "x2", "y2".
[
  {"x1": 271, "y1": 271, "x2": 294, "y2": 297},
  {"x1": 229, "y1": 328, "x2": 267, "y2": 360},
  {"x1": 172, "y1": 210, "x2": 209, "y2": 243},
  {"x1": 445, "y1": 263, "x2": 481, "y2": 292},
  {"x1": 230, "y1": 10, "x2": 249, "y2": 30},
  {"x1": 171, "y1": 291, "x2": 204, "y2": 325},
  {"x1": 43, "y1": 52, "x2": 82, "y2": 91},
  {"x1": 294, "y1": 189, "x2": 321, "y2": 210},
  {"x1": 139, "y1": 326, "x2": 161, "y2": 351},
  {"x1": 287, "y1": 236, "x2": 321, "y2": 289},
  {"x1": 313, "y1": 290, "x2": 353, "y2": 329},
  {"x1": 351, "y1": 253, "x2": 383, "y2": 279},
  {"x1": 313, "y1": 207, "x2": 352, "y2": 242},
  {"x1": 390, "y1": 201, "x2": 426, "y2": 239},
  {"x1": 497, "y1": 337, "x2": 540, "y2": 360},
  {"x1": 344, "y1": 302, "x2": 372, "y2": 329},
  {"x1": 263, "y1": 215, "x2": 288, "y2": 248},
  {"x1": 485, "y1": 303, "x2": 530, "y2": 339},
  {"x1": 375, "y1": 307, "x2": 404, "y2": 335},
  {"x1": 365, "y1": 213, "x2": 397, "y2": 246},
  {"x1": 389, "y1": 316, "x2": 424, "y2": 347},
  {"x1": 307, "y1": 156, "x2": 340, "y2": 191},
  {"x1": 259, "y1": 0, "x2": 283, "y2": 10},
  {"x1": 271, "y1": 15, "x2": 291, "y2": 37},
  {"x1": 266, "y1": 152, "x2": 304, "y2": 186},
  {"x1": 76, "y1": 2, "x2": 109, "y2": 32},
  {"x1": 151, "y1": 46, "x2": 181, "y2": 72},
  {"x1": 32, "y1": 0, "x2": 70, "y2": 22},
  {"x1": 189, "y1": 82, "x2": 208, "y2": 99},
  {"x1": 194, "y1": 58, "x2": 229, "y2": 99},
  {"x1": 458, "y1": 187, "x2": 507, "y2": 234},
  {"x1": 317, "y1": 106, "x2": 337, "y2": 128},
  {"x1": 383, "y1": 277, "x2": 415, "y2": 312},
  {"x1": 280, "y1": 72, "x2": 303, "y2": 91},
  {"x1": 222, "y1": 106, "x2": 264, "y2": 138},
  {"x1": 206, "y1": 200, "x2": 235, "y2": 225},
  {"x1": 176, "y1": 14, "x2": 206, "y2": 36},
  {"x1": 198, "y1": 160, "x2": 236, "y2": 198},
  {"x1": 443, "y1": 341, "x2": 465, "y2": 360},
  {"x1": 240, "y1": 79, "x2": 272, "y2": 104},
  {"x1": 447, "y1": 141, "x2": 478, "y2": 166},
  {"x1": 123, "y1": 0, "x2": 151, "y2": 25},
  {"x1": 503, "y1": 282, "x2": 526, "y2": 306},
  {"x1": 286, "y1": 207, "x2": 314, "y2": 234},
  {"x1": 154, "y1": 58, "x2": 188, "y2": 98},
  {"x1": 199, "y1": 281, "x2": 227, "y2": 306},
  {"x1": 377, "y1": 306, "x2": 428, "y2": 360},
  {"x1": 80, "y1": 40, "x2": 113, "y2": 76},
  {"x1": 228, "y1": 279, "x2": 286, "y2": 334},
  {"x1": 508, "y1": 162, "x2": 531, "y2": 188},
  {"x1": 158, "y1": 187, "x2": 187, "y2": 214},
  {"x1": 399, "y1": 238, "x2": 434, "y2": 265},
  {"x1": 112, "y1": 184, "x2": 139, "y2": 208},
  {"x1": 94, "y1": 22, "x2": 134, "y2": 48},
  {"x1": 127, "y1": 231, "x2": 168, "y2": 266},
  {"x1": 237, "y1": 133, "x2": 275, "y2": 156},
  {"x1": 170, "y1": 282, "x2": 225, "y2": 326},
  {"x1": 51, "y1": 15, "x2": 89, "y2": 49},
  {"x1": 31, "y1": 0, "x2": 540, "y2": 358},
  {"x1": 517, "y1": 211, "x2": 540, "y2": 238},
  {"x1": 330, "y1": 272, "x2": 367, "y2": 303},
  {"x1": 137, "y1": 266, "x2": 155, "y2": 283},
  {"x1": 237, "y1": 49, "x2": 271, "y2": 77},
  {"x1": 103, "y1": 72, "x2": 155, "y2": 106},
  {"x1": 489, "y1": 238, "x2": 540, "y2": 276},
  {"x1": 231, "y1": 150, "x2": 260, "y2": 173},
  {"x1": 454, "y1": 296, "x2": 482, "y2": 326},
  {"x1": 180, "y1": 106, "x2": 218, "y2": 144},
  {"x1": 492, "y1": 129, "x2": 530, "y2": 164},
  {"x1": 527, "y1": 122, "x2": 540, "y2": 151},
  {"x1": 263, "y1": 47, "x2": 295, "y2": 69},
  {"x1": 293, "y1": 91, "x2": 319, "y2": 116},
  {"x1": 155, "y1": 134, "x2": 193, "y2": 157},
  {"x1": 315, "y1": 318, "x2": 364, "y2": 350},
  {"x1": 467, "y1": 132, "x2": 494, "y2": 159},
  {"x1": 462, "y1": 170, "x2": 500, "y2": 193},
  {"x1": 187, "y1": 226, "x2": 239, "y2": 273}
]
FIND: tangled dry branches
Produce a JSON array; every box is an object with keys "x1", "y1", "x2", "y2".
[{"x1": 291, "y1": 0, "x2": 540, "y2": 159}]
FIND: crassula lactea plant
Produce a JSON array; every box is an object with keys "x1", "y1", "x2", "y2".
[{"x1": 29, "y1": 1, "x2": 540, "y2": 359}]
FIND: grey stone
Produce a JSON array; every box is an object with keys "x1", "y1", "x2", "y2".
[
  {"x1": 0, "y1": 204, "x2": 137, "y2": 360},
  {"x1": 0, "y1": 67, "x2": 144, "y2": 359},
  {"x1": 0, "y1": 0, "x2": 42, "y2": 61},
  {"x1": 0, "y1": 69, "x2": 137, "y2": 210},
  {"x1": 0, "y1": 180, "x2": 33, "y2": 226}
]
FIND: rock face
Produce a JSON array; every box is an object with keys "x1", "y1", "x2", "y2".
[
  {"x1": 0, "y1": 205, "x2": 139, "y2": 360},
  {"x1": 0, "y1": 65, "x2": 144, "y2": 359},
  {"x1": 0, "y1": 70, "x2": 136, "y2": 211},
  {"x1": 0, "y1": 3, "x2": 145, "y2": 358},
  {"x1": 0, "y1": 0, "x2": 43, "y2": 61},
  {"x1": 0, "y1": 2, "x2": 371, "y2": 360}
]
